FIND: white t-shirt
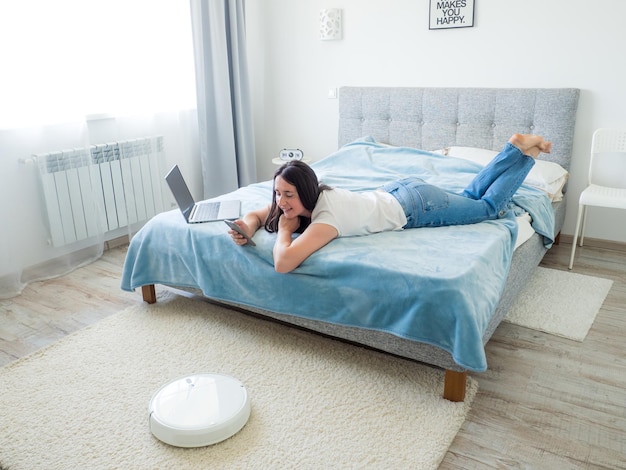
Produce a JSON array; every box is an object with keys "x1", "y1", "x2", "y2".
[{"x1": 311, "y1": 188, "x2": 407, "y2": 237}]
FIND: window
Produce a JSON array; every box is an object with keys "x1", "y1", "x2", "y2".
[{"x1": 0, "y1": 0, "x2": 196, "y2": 129}]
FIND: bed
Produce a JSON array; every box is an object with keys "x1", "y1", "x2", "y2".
[{"x1": 121, "y1": 87, "x2": 580, "y2": 402}]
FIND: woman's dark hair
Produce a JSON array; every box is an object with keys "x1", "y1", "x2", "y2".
[{"x1": 264, "y1": 160, "x2": 331, "y2": 233}]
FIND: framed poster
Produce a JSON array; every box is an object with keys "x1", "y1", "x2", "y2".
[{"x1": 429, "y1": 0, "x2": 475, "y2": 30}]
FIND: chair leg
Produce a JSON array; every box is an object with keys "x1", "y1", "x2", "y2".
[
  {"x1": 579, "y1": 205, "x2": 588, "y2": 247},
  {"x1": 569, "y1": 204, "x2": 584, "y2": 269}
]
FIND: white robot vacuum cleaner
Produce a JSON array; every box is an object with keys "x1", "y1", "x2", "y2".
[{"x1": 149, "y1": 373, "x2": 251, "y2": 447}]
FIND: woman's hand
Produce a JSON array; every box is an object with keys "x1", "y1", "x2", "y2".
[
  {"x1": 227, "y1": 205, "x2": 270, "y2": 246},
  {"x1": 227, "y1": 219, "x2": 253, "y2": 246},
  {"x1": 277, "y1": 213, "x2": 301, "y2": 235}
]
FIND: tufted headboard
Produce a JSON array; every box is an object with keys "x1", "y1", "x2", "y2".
[{"x1": 338, "y1": 87, "x2": 580, "y2": 171}]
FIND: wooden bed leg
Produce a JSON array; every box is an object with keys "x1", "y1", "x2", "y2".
[
  {"x1": 443, "y1": 370, "x2": 467, "y2": 402},
  {"x1": 554, "y1": 231, "x2": 561, "y2": 245},
  {"x1": 141, "y1": 284, "x2": 157, "y2": 304}
]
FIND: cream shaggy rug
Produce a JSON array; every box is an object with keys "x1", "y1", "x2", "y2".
[
  {"x1": 504, "y1": 267, "x2": 613, "y2": 341},
  {"x1": 0, "y1": 291, "x2": 477, "y2": 470}
]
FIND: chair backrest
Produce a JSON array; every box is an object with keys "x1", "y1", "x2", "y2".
[{"x1": 589, "y1": 128, "x2": 626, "y2": 188}]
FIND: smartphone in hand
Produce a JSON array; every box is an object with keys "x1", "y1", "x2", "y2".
[{"x1": 224, "y1": 219, "x2": 256, "y2": 246}]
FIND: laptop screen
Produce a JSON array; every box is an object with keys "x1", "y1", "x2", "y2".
[{"x1": 165, "y1": 165, "x2": 196, "y2": 220}]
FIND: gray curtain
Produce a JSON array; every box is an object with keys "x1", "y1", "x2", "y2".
[{"x1": 190, "y1": 0, "x2": 256, "y2": 198}]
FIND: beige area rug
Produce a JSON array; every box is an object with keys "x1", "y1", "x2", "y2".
[
  {"x1": 0, "y1": 292, "x2": 477, "y2": 470},
  {"x1": 504, "y1": 267, "x2": 613, "y2": 341}
]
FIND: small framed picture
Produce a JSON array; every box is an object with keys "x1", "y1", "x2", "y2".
[{"x1": 429, "y1": 0, "x2": 475, "y2": 30}]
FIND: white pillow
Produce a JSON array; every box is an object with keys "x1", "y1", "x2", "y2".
[{"x1": 435, "y1": 146, "x2": 569, "y2": 202}]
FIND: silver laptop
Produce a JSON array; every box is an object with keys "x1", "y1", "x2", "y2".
[{"x1": 165, "y1": 165, "x2": 241, "y2": 223}]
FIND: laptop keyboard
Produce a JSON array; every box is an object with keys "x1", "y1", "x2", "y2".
[{"x1": 194, "y1": 202, "x2": 220, "y2": 220}]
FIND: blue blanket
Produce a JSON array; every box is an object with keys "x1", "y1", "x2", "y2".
[{"x1": 121, "y1": 138, "x2": 554, "y2": 372}]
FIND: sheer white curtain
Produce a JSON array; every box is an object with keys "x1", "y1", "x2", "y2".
[
  {"x1": 0, "y1": 0, "x2": 197, "y2": 298},
  {"x1": 190, "y1": 0, "x2": 256, "y2": 198}
]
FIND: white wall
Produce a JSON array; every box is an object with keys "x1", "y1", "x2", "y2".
[{"x1": 246, "y1": 0, "x2": 626, "y2": 243}]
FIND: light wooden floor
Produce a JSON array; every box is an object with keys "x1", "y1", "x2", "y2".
[{"x1": 1, "y1": 242, "x2": 624, "y2": 469}]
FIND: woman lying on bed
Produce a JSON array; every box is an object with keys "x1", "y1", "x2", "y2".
[{"x1": 228, "y1": 134, "x2": 552, "y2": 273}]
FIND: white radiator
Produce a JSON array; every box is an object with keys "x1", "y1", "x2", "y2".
[{"x1": 36, "y1": 136, "x2": 166, "y2": 247}]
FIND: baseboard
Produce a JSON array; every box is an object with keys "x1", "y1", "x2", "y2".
[
  {"x1": 104, "y1": 235, "x2": 131, "y2": 250},
  {"x1": 21, "y1": 236, "x2": 128, "y2": 278},
  {"x1": 558, "y1": 234, "x2": 626, "y2": 253}
]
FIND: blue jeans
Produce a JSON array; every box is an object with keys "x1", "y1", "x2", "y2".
[{"x1": 383, "y1": 143, "x2": 535, "y2": 228}]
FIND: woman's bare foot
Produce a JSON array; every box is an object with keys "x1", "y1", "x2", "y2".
[{"x1": 509, "y1": 133, "x2": 552, "y2": 158}]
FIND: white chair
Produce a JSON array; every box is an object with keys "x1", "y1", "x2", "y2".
[{"x1": 569, "y1": 128, "x2": 626, "y2": 269}]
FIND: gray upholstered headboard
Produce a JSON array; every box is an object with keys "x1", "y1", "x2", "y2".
[{"x1": 338, "y1": 87, "x2": 580, "y2": 171}]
